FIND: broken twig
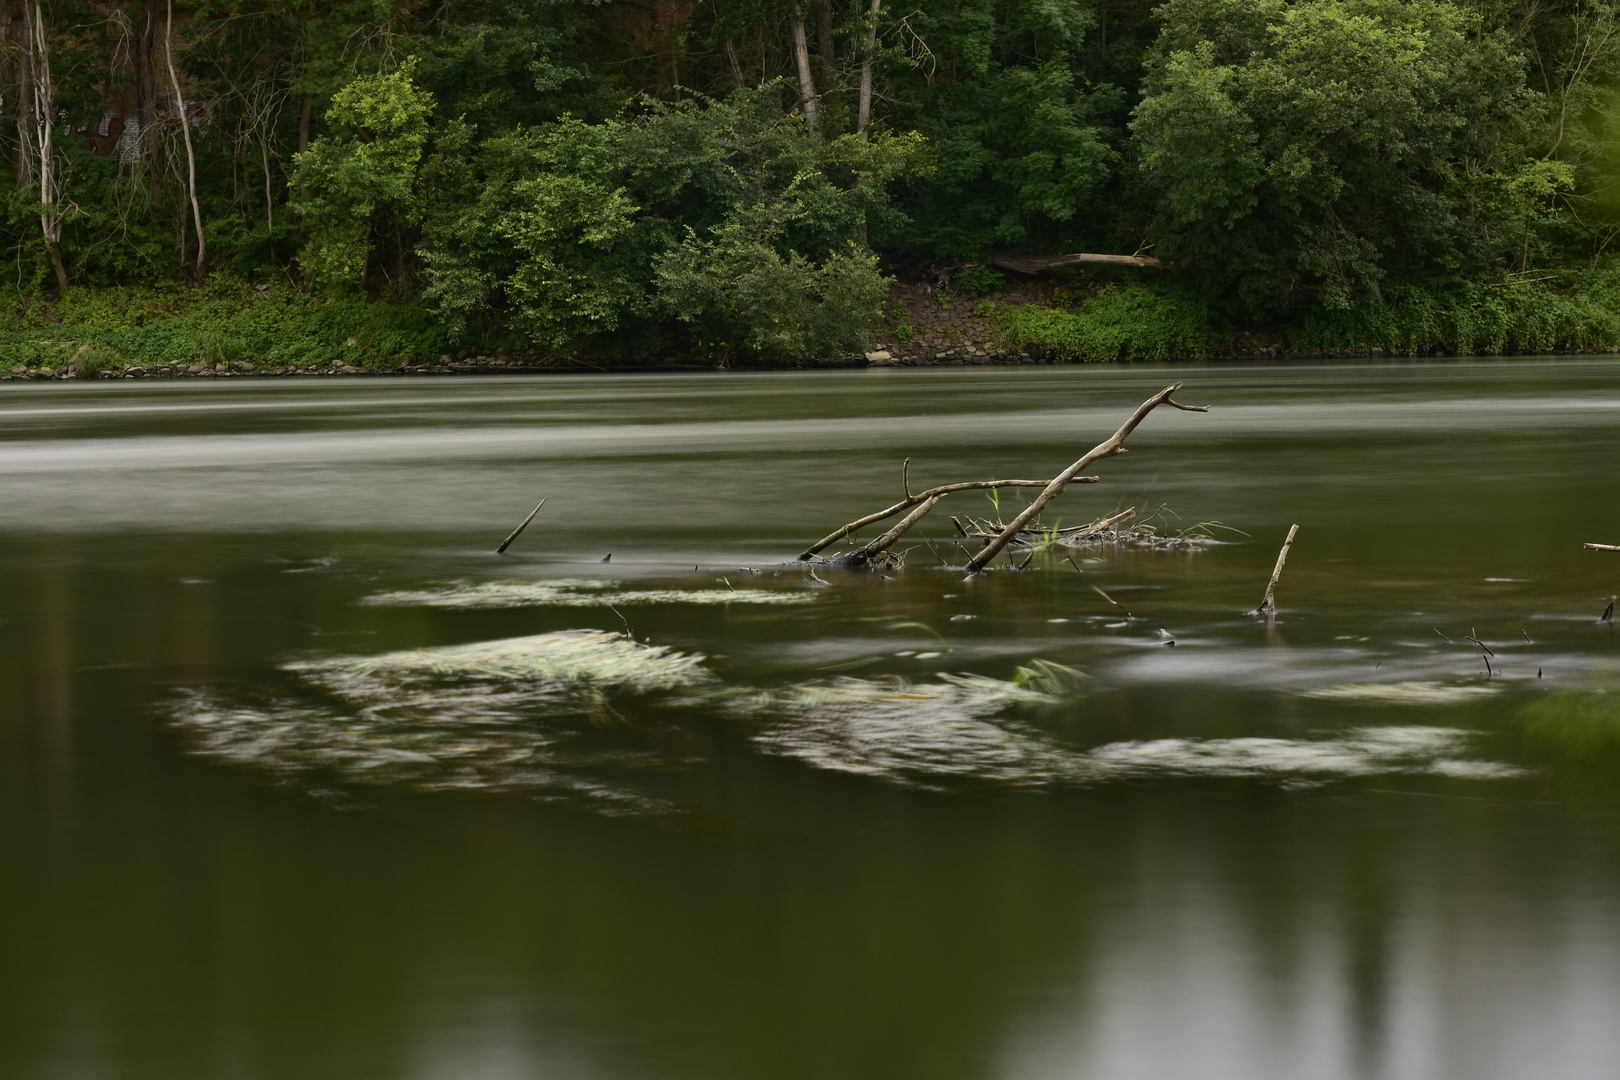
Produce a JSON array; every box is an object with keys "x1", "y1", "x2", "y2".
[
  {"x1": 1253, "y1": 524, "x2": 1299, "y2": 616},
  {"x1": 495, "y1": 497, "x2": 547, "y2": 555},
  {"x1": 1584, "y1": 543, "x2": 1620, "y2": 552}
]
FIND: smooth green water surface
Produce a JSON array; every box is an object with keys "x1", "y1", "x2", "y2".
[{"x1": 4, "y1": 362, "x2": 1620, "y2": 1079}]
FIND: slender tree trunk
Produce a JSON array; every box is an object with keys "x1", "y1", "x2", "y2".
[
  {"x1": 790, "y1": 1, "x2": 818, "y2": 134},
  {"x1": 298, "y1": 91, "x2": 311, "y2": 201},
  {"x1": 260, "y1": 133, "x2": 274, "y2": 231},
  {"x1": 857, "y1": 0, "x2": 881, "y2": 139},
  {"x1": 164, "y1": 0, "x2": 205, "y2": 275},
  {"x1": 27, "y1": 2, "x2": 68, "y2": 292},
  {"x1": 0, "y1": 7, "x2": 12, "y2": 160},
  {"x1": 15, "y1": 0, "x2": 35, "y2": 190},
  {"x1": 134, "y1": 2, "x2": 155, "y2": 162}
]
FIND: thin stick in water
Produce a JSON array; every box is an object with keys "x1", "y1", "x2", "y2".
[
  {"x1": 1584, "y1": 543, "x2": 1620, "y2": 552},
  {"x1": 1090, "y1": 584, "x2": 1132, "y2": 619},
  {"x1": 495, "y1": 497, "x2": 546, "y2": 555},
  {"x1": 1254, "y1": 524, "x2": 1299, "y2": 615}
]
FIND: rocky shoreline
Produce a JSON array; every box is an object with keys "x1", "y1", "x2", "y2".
[
  {"x1": 3, "y1": 345, "x2": 1611, "y2": 381},
  {"x1": 0, "y1": 347, "x2": 1058, "y2": 381}
]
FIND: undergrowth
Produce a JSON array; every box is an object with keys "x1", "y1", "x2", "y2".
[
  {"x1": 0, "y1": 281, "x2": 450, "y2": 371},
  {"x1": 1281, "y1": 273, "x2": 1620, "y2": 354},
  {"x1": 998, "y1": 284, "x2": 1229, "y2": 361},
  {"x1": 996, "y1": 269, "x2": 1620, "y2": 361}
]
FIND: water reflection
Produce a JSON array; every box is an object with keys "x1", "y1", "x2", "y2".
[{"x1": 3, "y1": 362, "x2": 1620, "y2": 1079}]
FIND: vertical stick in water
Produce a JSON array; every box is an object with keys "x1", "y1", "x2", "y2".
[
  {"x1": 495, "y1": 497, "x2": 547, "y2": 555},
  {"x1": 1255, "y1": 524, "x2": 1300, "y2": 615}
]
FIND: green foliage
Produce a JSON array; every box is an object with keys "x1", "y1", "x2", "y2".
[
  {"x1": 417, "y1": 90, "x2": 916, "y2": 359},
  {"x1": 1133, "y1": 0, "x2": 1536, "y2": 312},
  {"x1": 292, "y1": 62, "x2": 436, "y2": 290},
  {"x1": 5, "y1": 0, "x2": 1620, "y2": 364},
  {"x1": 1283, "y1": 269, "x2": 1620, "y2": 353},
  {"x1": 956, "y1": 264, "x2": 1005, "y2": 294},
  {"x1": 657, "y1": 223, "x2": 889, "y2": 364},
  {"x1": 0, "y1": 283, "x2": 448, "y2": 370},
  {"x1": 1000, "y1": 283, "x2": 1228, "y2": 359},
  {"x1": 1520, "y1": 688, "x2": 1620, "y2": 798}
]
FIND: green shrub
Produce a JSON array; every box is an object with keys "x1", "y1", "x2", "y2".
[
  {"x1": 1000, "y1": 283, "x2": 1228, "y2": 360},
  {"x1": 955, "y1": 264, "x2": 1005, "y2": 295},
  {"x1": 1283, "y1": 273, "x2": 1620, "y2": 355}
]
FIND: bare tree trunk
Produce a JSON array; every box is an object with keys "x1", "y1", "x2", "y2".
[
  {"x1": 136, "y1": 1, "x2": 155, "y2": 158},
  {"x1": 260, "y1": 133, "x2": 274, "y2": 232},
  {"x1": 26, "y1": 1, "x2": 68, "y2": 292},
  {"x1": 165, "y1": 0, "x2": 205, "y2": 275},
  {"x1": 298, "y1": 91, "x2": 311, "y2": 201},
  {"x1": 15, "y1": 0, "x2": 35, "y2": 190},
  {"x1": 857, "y1": 0, "x2": 880, "y2": 139},
  {"x1": 0, "y1": 6, "x2": 12, "y2": 157},
  {"x1": 790, "y1": 1, "x2": 818, "y2": 135}
]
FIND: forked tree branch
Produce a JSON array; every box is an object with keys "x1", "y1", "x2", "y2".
[{"x1": 964, "y1": 383, "x2": 1208, "y2": 571}]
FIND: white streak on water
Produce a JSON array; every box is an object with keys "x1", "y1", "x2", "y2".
[{"x1": 361, "y1": 580, "x2": 816, "y2": 609}]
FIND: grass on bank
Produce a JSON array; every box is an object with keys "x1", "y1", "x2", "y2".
[
  {"x1": 995, "y1": 269, "x2": 1620, "y2": 361},
  {"x1": 0, "y1": 281, "x2": 450, "y2": 372},
  {"x1": 8, "y1": 267, "x2": 1620, "y2": 374}
]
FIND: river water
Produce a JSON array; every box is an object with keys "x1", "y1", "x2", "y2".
[{"x1": 4, "y1": 361, "x2": 1620, "y2": 1080}]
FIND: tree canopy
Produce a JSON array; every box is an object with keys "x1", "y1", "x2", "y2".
[{"x1": 3, "y1": 0, "x2": 1619, "y2": 360}]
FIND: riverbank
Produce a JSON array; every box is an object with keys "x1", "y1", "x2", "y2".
[{"x1": 6, "y1": 274, "x2": 1620, "y2": 379}]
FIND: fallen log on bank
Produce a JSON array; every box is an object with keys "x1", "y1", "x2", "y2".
[
  {"x1": 801, "y1": 383, "x2": 1208, "y2": 569},
  {"x1": 991, "y1": 252, "x2": 1161, "y2": 273}
]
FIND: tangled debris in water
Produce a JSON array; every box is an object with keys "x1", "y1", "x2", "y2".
[
  {"x1": 163, "y1": 631, "x2": 713, "y2": 812},
  {"x1": 700, "y1": 673, "x2": 1522, "y2": 790},
  {"x1": 1080, "y1": 726, "x2": 1527, "y2": 782},
  {"x1": 953, "y1": 504, "x2": 1242, "y2": 555},
  {"x1": 162, "y1": 629, "x2": 1530, "y2": 812},
  {"x1": 701, "y1": 674, "x2": 1076, "y2": 788},
  {"x1": 292, "y1": 629, "x2": 715, "y2": 694},
  {"x1": 360, "y1": 579, "x2": 817, "y2": 610}
]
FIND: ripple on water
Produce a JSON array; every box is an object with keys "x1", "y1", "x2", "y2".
[
  {"x1": 359, "y1": 579, "x2": 817, "y2": 609},
  {"x1": 1299, "y1": 681, "x2": 1502, "y2": 705}
]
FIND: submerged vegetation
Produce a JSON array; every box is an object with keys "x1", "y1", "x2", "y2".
[{"x1": 6, "y1": 0, "x2": 1620, "y2": 365}]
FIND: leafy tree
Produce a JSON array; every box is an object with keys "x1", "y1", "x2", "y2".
[
  {"x1": 291, "y1": 60, "x2": 435, "y2": 289},
  {"x1": 1132, "y1": 0, "x2": 1536, "y2": 311}
]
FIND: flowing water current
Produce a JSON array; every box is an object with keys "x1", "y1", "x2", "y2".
[{"x1": 4, "y1": 361, "x2": 1620, "y2": 1079}]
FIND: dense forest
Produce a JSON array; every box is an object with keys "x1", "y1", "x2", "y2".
[{"x1": 5, "y1": 0, "x2": 1620, "y2": 367}]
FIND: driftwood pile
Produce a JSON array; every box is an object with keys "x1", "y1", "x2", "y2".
[
  {"x1": 799, "y1": 382, "x2": 1210, "y2": 570},
  {"x1": 948, "y1": 505, "x2": 1233, "y2": 558}
]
